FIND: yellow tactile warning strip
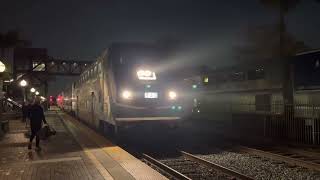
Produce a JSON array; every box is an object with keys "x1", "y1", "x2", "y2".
[
  {"x1": 62, "y1": 116, "x2": 115, "y2": 180},
  {"x1": 60, "y1": 112, "x2": 168, "y2": 180},
  {"x1": 83, "y1": 150, "x2": 115, "y2": 180}
]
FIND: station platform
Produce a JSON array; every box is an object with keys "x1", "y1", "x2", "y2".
[{"x1": 0, "y1": 109, "x2": 167, "y2": 180}]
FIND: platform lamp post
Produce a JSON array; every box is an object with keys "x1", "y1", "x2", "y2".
[
  {"x1": 19, "y1": 80, "x2": 28, "y2": 102},
  {"x1": 0, "y1": 61, "x2": 5, "y2": 96},
  {"x1": 30, "y1": 87, "x2": 36, "y2": 100}
]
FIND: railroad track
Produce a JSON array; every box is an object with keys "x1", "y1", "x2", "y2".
[
  {"x1": 236, "y1": 145, "x2": 320, "y2": 172},
  {"x1": 142, "y1": 151, "x2": 254, "y2": 180}
]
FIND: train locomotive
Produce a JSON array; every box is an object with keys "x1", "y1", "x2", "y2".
[{"x1": 58, "y1": 43, "x2": 192, "y2": 134}]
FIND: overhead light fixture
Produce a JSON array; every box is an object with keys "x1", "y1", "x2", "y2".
[
  {"x1": 19, "y1": 80, "x2": 27, "y2": 87},
  {"x1": 30, "y1": 88, "x2": 36, "y2": 93}
]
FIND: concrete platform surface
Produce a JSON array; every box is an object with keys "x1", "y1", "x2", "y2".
[{"x1": 0, "y1": 110, "x2": 167, "y2": 180}]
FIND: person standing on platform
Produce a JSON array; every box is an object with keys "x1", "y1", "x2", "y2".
[{"x1": 28, "y1": 98, "x2": 47, "y2": 151}]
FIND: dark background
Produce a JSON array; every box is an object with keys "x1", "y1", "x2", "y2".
[{"x1": 1, "y1": 0, "x2": 320, "y2": 95}]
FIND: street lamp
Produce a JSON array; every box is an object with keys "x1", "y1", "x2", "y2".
[
  {"x1": 35, "y1": 91, "x2": 40, "y2": 96},
  {"x1": 30, "y1": 88, "x2": 36, "y2": 93},
  {"x1": 19, "y1": 80, "x2": 28, "y2": 102}
]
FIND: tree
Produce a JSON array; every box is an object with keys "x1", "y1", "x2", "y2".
[
  {"x1": 235, "y1": 25, "x2": 310, "y2": 62},
  {"x1": 259, "y1": 0, "x2": 319, "y2": 56},
  {"x1": 258, "y1": 0, "x2": 319, "y2": 104},
  {"x1": 260, "y1": 0, "x2": 301, "y2": 57}
]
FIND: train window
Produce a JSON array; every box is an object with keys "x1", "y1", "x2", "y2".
[
  {"x1": 231, "y1": 72, "x2": 245, "y2": 81},
  {"x1": 217, "y1": 73, "x2": 228, "y2": 83},
  {"x1": 248, "y1": 68, "x2": 265, "y2": 80},
  {"x1": 203, "y1": 76, "x2": 209, "y2": 84},
  {"x1": 255, "y1": 94, "x2": 271, "y2": 111}
]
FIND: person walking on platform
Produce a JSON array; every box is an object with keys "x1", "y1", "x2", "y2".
[
  {"x1": 21, "y1": 102, "x2": 28, "y2": 123},
  {"x1": 28, "y1": 98, "x2": 47, "y2": 151}
]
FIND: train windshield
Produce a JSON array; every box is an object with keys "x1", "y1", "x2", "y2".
[{"x1": 112, "y1": 47, "x2": 182, "y2": 84}]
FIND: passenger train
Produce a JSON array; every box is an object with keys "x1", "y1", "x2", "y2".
[
  {"x1": 190, "y1": 49, "x2": 320, "y2": 115},
  {"x1": 185, "y1": 50, "x2": 320, "y2": 144},
  {"x1": 58, "y1": 43, "x2": 193, "y2": 134}
]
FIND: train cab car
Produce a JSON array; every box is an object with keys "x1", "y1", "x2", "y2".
[
  {"x1": 104, "y1": 44, "x2": 191, "y2": 130},
  {"x1": 63, "y1": 43, "x2": 192, "y2": 134}
]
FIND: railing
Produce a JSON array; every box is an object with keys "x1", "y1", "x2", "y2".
[{"x1": 231, "y1": 103, "x2": 320, "y2": 145}]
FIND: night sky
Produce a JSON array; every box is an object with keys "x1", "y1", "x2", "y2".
[{"x1": 1, "y1": 0, "x2": 320, "y2": 94}]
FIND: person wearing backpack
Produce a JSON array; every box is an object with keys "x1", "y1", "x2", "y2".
[{"x1": 28, "y1": 98, "x2": 47, "y2": 151}]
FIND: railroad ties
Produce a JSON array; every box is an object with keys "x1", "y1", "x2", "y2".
[
  {"x1": 142, "y1": 151, "x2": 254, "y2": 180},
  {"x1": 236, "y1": 146, "x2": 320, "y2": 172}
]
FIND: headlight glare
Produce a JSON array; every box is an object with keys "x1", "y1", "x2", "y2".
[
  {"x1": 168, "y1": 91, "x2": 177, "y2": 100},
  {"x1": 122, "y1": 90, "x2": 132, "y2": 99}
]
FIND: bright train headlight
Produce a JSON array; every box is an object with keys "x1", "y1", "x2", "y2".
[
  {"x1": 137, "y1": 69, "x2": 156, "y2": 80},
  {"x1": 168, "y1": 91, "x2": 177, "y2": 100},
  {"x1": 122, "y1": 90, "x2": 132, "y2": 100}
]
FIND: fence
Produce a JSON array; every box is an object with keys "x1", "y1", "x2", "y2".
[{"x1": 231, "y1": 103, "x2": 320, "y2": 145}]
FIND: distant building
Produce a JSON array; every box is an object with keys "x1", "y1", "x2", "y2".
[{"x1": 0, "y1": 48, "x2": 14, "y2": 74}]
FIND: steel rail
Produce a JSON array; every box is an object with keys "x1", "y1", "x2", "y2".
[
  {"x1": 142, "y1": 154, "x2": 191, "y2": 180},
  {"x1": 237, "y1": 146, "x2": 320, "y2": 172},
  {"x1": 270, "y1": 147, "x2": 320, "y2": 162},
  {"x1": 180, "y1": 151, "x2": 255, "y2": 180}
]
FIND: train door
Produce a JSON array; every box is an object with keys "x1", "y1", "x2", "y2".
[{"x1": 76, "y1": 96, "x2": 79, "y2": 116}]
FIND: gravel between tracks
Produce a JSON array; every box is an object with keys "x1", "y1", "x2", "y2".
[
  {"x1": 160, "y1": 157, "x2": 231, "y2": 180},
  {"x1": 198, "y1": 151, "x2": 320, "y2": 180}
]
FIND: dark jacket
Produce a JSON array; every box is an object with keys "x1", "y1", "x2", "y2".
[
  {"x1": 22, "y1": 105, "x2": 29, "y2": 117},
  {"x1": 29, "y1": 104, "x2": 47, "y2": 131}
]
